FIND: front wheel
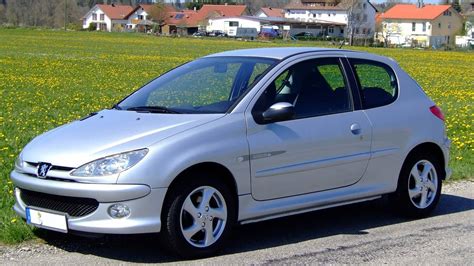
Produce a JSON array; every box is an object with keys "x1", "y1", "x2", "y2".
[
  {"x1": 392, "y1": 152, "x2": 443, "y2": 217},
  {"x1": 161, "y1": 176, "x2": 235, "y2": 258}
]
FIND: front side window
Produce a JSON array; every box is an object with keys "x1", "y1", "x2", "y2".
[
  {"x1": 350, "y1": 59, "x2": 397, "y2": 109},
  {"x1": 118, "y1": 57, "x2": 276, "y2": 114},
  {"x1": 253, "y1": 57, "x2": 352, "y2": 121},
  {"x1": 92, "y1": 13, "x2": 97, "y2": 20}
]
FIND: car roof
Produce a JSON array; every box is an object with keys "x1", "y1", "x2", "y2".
[{"x1": 205, "y1": 47, "x2": 360, "y2": 60}]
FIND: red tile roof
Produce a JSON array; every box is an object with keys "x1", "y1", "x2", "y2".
[
  {"x1": 166, "y1": 10, "x2": 198, "y2": 26},
  {"x1": 381, "y1": 4, "x2": 451, "y2": 20},
  {"x1": 127, "y1": 4, "x2": 177, "y2": 18},
  {"x1": 166, "y1": 4, "x2": 247, "y2": 27},
  {"x1": 260, "y1": 7, "x2": 284, "y2": 18},
  {"x1": 96, "y1": 4, "x2": 133, "y2": 20}
]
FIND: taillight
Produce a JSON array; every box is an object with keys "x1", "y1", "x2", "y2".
[{"x1": 430, "y1": 105, "x2": 445, "y2": 121}]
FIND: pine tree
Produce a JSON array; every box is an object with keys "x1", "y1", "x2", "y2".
[{"x1": 451, "y1": 0, "x2": 461, "y2": 13}]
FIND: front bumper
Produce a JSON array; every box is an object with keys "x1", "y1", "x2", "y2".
[{"x1": 11, "y1": 171, "x2": 166, "y2": 234}]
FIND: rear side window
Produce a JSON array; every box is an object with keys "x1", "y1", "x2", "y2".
[{"x1": 350, "y1": 59, "x2": 398, "y2": 109}]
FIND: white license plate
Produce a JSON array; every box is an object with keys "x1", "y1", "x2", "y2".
[{"x1": 26, "y1": 207, "x2": 68, "y2": 233}]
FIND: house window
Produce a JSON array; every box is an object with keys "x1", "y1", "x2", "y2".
[
  {"x1": 328, "y1": 26, "x2": 334, "y2": 33},
  {"x1": 362, "y1": 28, "x2": 367, "y2": 34},
  {"x1": 100, "y1": 14, "x2": 104, "y2": 21},
  {"x1": 422, "y1": 22, "x2": 426, "y2": 32},
  {"x1": 137, "y1": 15, "x2": 144, "y2": 20},
  {"x1": 340, "y1": 28, "x2": 344, "y2": 34},
  {"x1": 448, "y1": 23, "x2": 451, "y2": 29},
  {"x1": 412, "y1": 22, "x2": 416, "y2": 31},
  {"x1": 438, "y1": 23, "x2": 441, "y2": 28},
  {"x1": 355, "y1": 28, "x2": 359, "y2": 34},
  {"x1": 363, "y1": 14, "x2": 367, "y2": 22},
  {"x1": 229, "y1": 21, "x2": 239, "y2": 27},
  {"x1": 443, "y1": 10, "x2": 452, "y2": 16},
  {"x1": 92, "y1": 13, "x2": 97, "y2": 20},
  {"x1": 363, "y1": 3, "x2": 367, "y2": 9}
]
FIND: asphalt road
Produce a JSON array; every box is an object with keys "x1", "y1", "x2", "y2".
[{"x1": 1, "y1": 180, "x2": 473, "y2": 265}]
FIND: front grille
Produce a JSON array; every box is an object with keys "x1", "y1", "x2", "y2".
[
  {"x1": 26, "y1": 162, "x2": 74, "y2": 172},
  {"x1": 20, "y1": 189, "x2": 99, "y2": 217}
]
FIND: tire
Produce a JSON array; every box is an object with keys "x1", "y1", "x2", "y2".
[
  {"x1": 161, "y1": 175, "x2": 236, "y2": 259},
  {"x1": 392, "y1": 151, "x2": 443, "y2": 217}
]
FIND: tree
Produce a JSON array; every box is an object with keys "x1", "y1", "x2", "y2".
[
  {"x1": 451, "y1": 0, "x2": 461, "y2": 13},
  {"x1": 149, "y1": 2, "x2": 168, "y2": 27}
]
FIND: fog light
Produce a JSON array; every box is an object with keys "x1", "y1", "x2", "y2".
[{"x1": 108, "y1": 204, "x2": 130, "y2": 219}]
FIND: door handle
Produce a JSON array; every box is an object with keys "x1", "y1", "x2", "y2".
[{"x1": 350, "y1": 123, "x2": 361, "y2": 135}]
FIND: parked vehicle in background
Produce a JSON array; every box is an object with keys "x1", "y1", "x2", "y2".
[
  {"x1": 11, "y1": 47, "x2": 451, "y2": 259},
  {"x1": 259, "y1": 27, "x2": 279, "y2": 38},
  {"x1": 208, "y1": 30, "x2": 227, "y2": 37},
  {"x1": 192, "y1": 31, "x2": 207, "y2": 37},
  {"x1": 292, "y1": 32, "x2": 315, "y2": 39},
  {"x1": 235, "y1": 27, "x2": 258, "y2": 39}
]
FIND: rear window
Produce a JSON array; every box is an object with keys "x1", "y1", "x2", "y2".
[{"x1": 349, "y1": 59, "x2": 398, "y2": 109}]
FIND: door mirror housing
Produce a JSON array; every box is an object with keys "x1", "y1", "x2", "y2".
[{"x1": 261, "y1": 102, "x2": 295, "y2": 123}]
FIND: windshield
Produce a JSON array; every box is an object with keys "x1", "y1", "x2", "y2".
[{"x1": 117, "y1": 56, "x2": 277, "y2": 114}]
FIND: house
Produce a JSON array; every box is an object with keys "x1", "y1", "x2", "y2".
[
  {"x1": 126, "y1": 4, "x2": 176, "y2": 32},
  {"x1": 283, "y1": 0, "x2": 377, "y2": 39},
  {"x1": 163, "y1": 4, "x2": 248, "y2": 35},
  {"x1": 379, "y1": 3, "x2": 464, "y2": 47},
  {"x1": 255, "y1": 7, "x2": 284, "y2": 18},
  {"x1": 82, "y1": 4, "x2": 133, "y2": 32},
  {"x1": 163, "y1": 10, "x2": 198, "y2": 35}
]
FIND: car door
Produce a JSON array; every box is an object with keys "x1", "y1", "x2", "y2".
[{"x1": 246, "y1": 56, "x2": 372, "y2": 201}]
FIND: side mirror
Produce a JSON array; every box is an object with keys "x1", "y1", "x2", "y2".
[{"x1": 262, "y1": 102, "x2": 295, "y2": 123}]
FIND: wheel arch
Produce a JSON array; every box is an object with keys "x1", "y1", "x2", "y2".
[
  {"x1": 162, "y1": 162, "x2": 239, "y2": 217},
  {"x1": 402, "y1": 142, "x2": 446, "y2": 180}
]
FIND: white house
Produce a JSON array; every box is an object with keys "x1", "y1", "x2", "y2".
[
  {"x1": 126, "y1": 4, "x2": 153, "y2": 30},
  {"x1": 82, "y1": 4, "x2": 133, "y2": 32},
  {"x1": 284, "y1": 0, "x2": 377, "y2": 38},
  {"x1": 379, "y1": 4, "x2": 464, "y2": 47}
]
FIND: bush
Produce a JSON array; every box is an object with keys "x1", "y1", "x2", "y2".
[{"x1": 88, "y1": 22, "x2": 97, "y2": 31}]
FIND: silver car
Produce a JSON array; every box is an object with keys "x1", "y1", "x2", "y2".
[{"x1": 12, "y1": 47, "x2": 451, "y2": 258}]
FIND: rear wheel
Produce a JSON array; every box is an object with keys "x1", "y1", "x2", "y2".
[
  {"x1": 161, "y1": 176, "x2": 235, "y2": 258},
  {"x1": 393, "y1": 152, "x2": 443, "y2": 217}
]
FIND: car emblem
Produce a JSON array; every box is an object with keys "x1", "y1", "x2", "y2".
[{"x1": 37, "y1": 163, "x2": 52, "y2": 178}]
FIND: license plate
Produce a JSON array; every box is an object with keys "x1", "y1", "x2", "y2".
[{"x1": 26, "y1": 207, "x2": 68, "y2": 233}]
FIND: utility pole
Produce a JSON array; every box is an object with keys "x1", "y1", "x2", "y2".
[{"x1": 64, "y1": 0, "x2": 67, "y2": 31}]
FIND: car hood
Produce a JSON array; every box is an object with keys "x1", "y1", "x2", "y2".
[{"x1": 21, "y1": 109, "x2": 224, "y2": 167}]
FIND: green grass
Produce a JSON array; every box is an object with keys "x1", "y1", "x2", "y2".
[{"x1": 0, "y1": 28, "x2": 472, "y2": 244}]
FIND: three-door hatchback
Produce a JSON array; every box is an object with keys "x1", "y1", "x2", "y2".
[{"x1": 12, "y1": 47, "x2": 451, "y2": 258}]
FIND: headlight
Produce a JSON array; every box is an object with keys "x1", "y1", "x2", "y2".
[
  {"x1": 15, "y1": 154, "x2": 25, "y2": 171},
  {"x1": 71, "y1": 149, "x2": 148, "y2": 177}
]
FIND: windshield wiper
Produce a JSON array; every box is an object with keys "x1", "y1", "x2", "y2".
[
  {"x1": 112, "y1": 104, "x2": 122, "y2": 110},
  {"x1": 126, "y1": 106, "x2": 181, "y2": 114}
]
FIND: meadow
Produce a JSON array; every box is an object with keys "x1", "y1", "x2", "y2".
[{"x1": 0, "y1": 29, "x2": 472, "y2": 243}]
